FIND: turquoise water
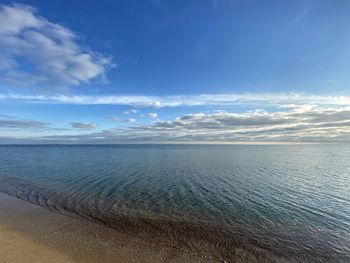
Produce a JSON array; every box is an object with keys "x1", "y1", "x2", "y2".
[{"x1": 0, "y1": 144, "x2": 349, "y2": 262}]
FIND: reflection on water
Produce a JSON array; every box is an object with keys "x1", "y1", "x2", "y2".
[{"x1": 0, "y1": 144, "x2": 349, "y2": 262}]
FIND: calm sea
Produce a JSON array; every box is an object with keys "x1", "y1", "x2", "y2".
[{"x1": 0, "y1": 144, "x2": 349, "y2": 262}]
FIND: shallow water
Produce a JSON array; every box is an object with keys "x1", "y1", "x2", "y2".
[{"x1": 0, "y1": 144, "x2": 349, "y2": 262}]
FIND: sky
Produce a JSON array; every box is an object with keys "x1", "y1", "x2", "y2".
[{"x1": 1, "y1": 0, "x2": 350, "y2": 143}]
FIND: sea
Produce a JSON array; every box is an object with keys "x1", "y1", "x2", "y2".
[{"x1": 0, "y1": 144, "x2": 349, "y2": 262}]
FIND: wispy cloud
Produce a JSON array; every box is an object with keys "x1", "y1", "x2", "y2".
[
  {"x1": 125, "y1": 118, "x2": 136, "y2": 123},
  {"x1": 70, "y1": 122, "x2": 96, "y2": 129},
  {"x1": 0, "y1": 119, "x2": 48, "y2": 130},
  {"x1": 291, "y1": 7, "x2": 310, "y2": 24},
  {"x1": 1, "y1": 93, "x2": 350, "y2": 108},
  {"x1": 0, "y1": 114, "x2": 50, "y2": 130},
  {"x1": 0, "y1": 3, "x2": 114, "y2": 88}
]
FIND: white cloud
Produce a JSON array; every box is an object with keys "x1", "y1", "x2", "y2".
[
  {"x1": 122, "y1": 109, "x2": 139, "y2": 114},
  {"x1": 70, "y1": 122, "x2": 96, "y2": 129},
  {"x1": 147, "y1": 112, "x2": 158, "y2": 118},
  {"x1": 0, "y1": 3, "x2": 114, "y2": 88}
]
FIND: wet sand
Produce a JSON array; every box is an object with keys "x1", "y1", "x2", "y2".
[{"x1": 0, "y1": 193, "x2": 215, "y2": 263}]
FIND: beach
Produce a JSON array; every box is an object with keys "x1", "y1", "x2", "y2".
[{"x1": 0, "y1": 192, "x2": 214, "y2": 263}]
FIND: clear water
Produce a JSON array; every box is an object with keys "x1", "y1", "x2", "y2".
[{"x1": 0, "y1": 144, "x2": 349, "y2": 262}]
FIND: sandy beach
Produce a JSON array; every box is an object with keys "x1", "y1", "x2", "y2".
[{"x1": 0, "y1": 193, "x2": 215, "y2": 263}]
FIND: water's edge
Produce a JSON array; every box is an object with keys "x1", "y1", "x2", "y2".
[{"x1": 0, "y1": 175, "x2": 342, "y2": 263}]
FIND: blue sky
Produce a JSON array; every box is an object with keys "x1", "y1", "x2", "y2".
[{"x1": 1, "y1": 0, "x2": 350, "y2": 143}]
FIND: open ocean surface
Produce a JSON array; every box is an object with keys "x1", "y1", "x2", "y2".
[{"x1": 0, "y1": 144, "x2": 349, "y2": 262}]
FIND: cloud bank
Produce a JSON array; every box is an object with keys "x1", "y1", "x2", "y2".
[
  {"x1": 3, "y1": 104, "x2": 349, "y2": 143},
  {"x1": 137, "y1": 106, "x2": 350, "y2": 142},
  {"x1": 0, "y1": 3, "x2": 114, "y2": 88}
]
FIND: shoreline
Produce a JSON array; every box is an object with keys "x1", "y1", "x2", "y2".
[
  {"x1": 0, "y1": 182, "x2": 294, "y2": 263},
  {"x1": 0, "y1": 192, "x2": 215, "y2": 263},
  {"x1": 1, "y1": 188, "x2": 345, "y2": 263}
]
